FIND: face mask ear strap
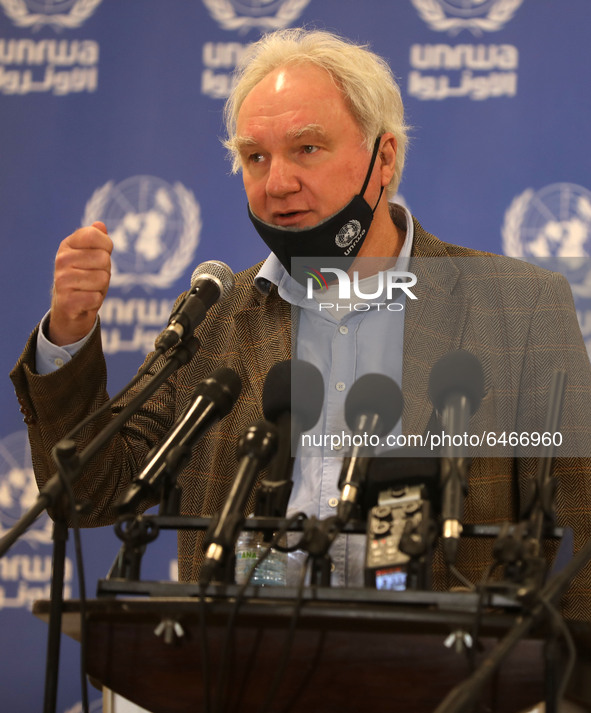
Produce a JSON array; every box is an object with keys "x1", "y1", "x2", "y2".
[
  {"x1": 360, "y1": 135, "x2": 383, "y2": 197},
  {"x1": 372, "y1": 185, "x2": 385, "y2": 214}
]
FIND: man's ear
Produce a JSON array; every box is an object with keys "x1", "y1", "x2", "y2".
[{"x1": 379, "y1": 133, "x2": 397, "y2": 187}]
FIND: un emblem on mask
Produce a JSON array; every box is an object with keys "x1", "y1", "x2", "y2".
[
  {"x1": 0, "y1": 0, "x2": 103, "y2": 29},
  {"x1": 411, "y1": 0, "x2": 524, "y2": 34},
  {"x1": 335, "y1": 220, "x2": 362, "y2": 249},
  {"x1": 202, "y1": 0, "x2": 311, "y2": 32}
]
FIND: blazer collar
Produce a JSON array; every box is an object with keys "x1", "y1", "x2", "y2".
[{"x1": 233, "y1": 281, "x2": 292, "y2": 409}]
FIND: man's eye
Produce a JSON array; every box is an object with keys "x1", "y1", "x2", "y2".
[
  {"x1": 248, "y1": 152, "x2": 265, "y2": 164},
  {"x1": 302, "y1": 145, "x2": 318, "y2": 154}
]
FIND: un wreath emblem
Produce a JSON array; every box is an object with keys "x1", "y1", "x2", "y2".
[
  {"x1": 335, "y1": 220, "x2": 362, "y2": 249},
  {"x1": 411, "y1": 0, "x2": 524, "y2": 34},
  {"x1": 0, "y1": 431, "x2": 52, "y2": 545},
  {"x1": 0, "y1": 0, "x2": 102, "y2": 29},
  {"x1": 83, "y1": 176, "x2": 202, "y2": 290},
  {"x1": 202, "y1": 0, "x2": 311, "y2": 32},
  {"x1": 502, "y1": 183, "x2": 591, "y2": 259},
  {"x1": 502, "y1": 183, "x2": 591, "y2": 299}
]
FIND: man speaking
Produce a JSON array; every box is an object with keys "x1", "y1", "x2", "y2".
[{"x1": 10, "y1": 29, "x2": 591, "y2": 623}]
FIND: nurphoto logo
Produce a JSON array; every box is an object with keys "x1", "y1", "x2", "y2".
[
  {"x1": 303, "y1": 265, "x2": 418, "y2": 314},
  {"x1": 305, "y1": 267, "x2": 418, "y2": 300}
]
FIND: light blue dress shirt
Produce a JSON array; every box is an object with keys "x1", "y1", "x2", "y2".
[
  {"x1": 36, "y1": 315, "x2": 98, "y2": 375},
  {"x1": 254, "y1": 204, "x2": 414, "y2": 586}
]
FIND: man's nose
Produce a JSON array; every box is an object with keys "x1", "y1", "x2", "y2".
[{"x1": 266, "y1": 157, "x2": 301, "y2": 197}]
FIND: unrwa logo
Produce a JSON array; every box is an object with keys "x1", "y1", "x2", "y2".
[
  {"x1": 0, "y1": 0, "x2": 103, "y2": 29},
  {"x1": 83, "y1": 175, "x2": 202, "y2": 290},
  {"x1": 502, "y1": 182, "x2": 591, "y2": 358},
  {"x1": 411, "y1": 0, "x2": 524, "y2": 34},
  {"x1": 502, "y1": 183, "x2": 591, "y2": 263},
  {"x1": 202, "y1": 0, "x2": 311, "y2": 32},
  {"x1": 0, "y1": 430, "x2": 52, "y2": 546}
]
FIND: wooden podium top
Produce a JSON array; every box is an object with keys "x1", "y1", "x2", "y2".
[{"x1": 34, "y1": 584, "x2": 591, "y2": 713}]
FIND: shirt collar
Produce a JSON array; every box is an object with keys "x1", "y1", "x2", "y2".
[{"x1": 254, "y1": 202, "x2": 415, "y2": 304}]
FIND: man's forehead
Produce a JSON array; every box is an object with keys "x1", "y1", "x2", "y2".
[{"x1": 238, "y1": 63, "x2": 344, "y2": 117}]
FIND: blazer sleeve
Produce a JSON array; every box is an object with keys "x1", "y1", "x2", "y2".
[{"x1": 9, "y1": 322, "x2": 166, "y2": 526}]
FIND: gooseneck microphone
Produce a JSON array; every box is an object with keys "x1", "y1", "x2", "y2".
[
  {"x1": 156, "y1": 260, "x2": 235, "y2": 350},
  {"x1": 428, "y1": 350, "x2": 484, "y2": 565},
  {"x1": 255, "y1": 359, "x2": 325, "y2": 517},
  {"x1": 117, "y1": 366, "x2": 242, "y2": 512},
  {"x1": 201, "y1": 419, "x2": 279, "y2": 585},
  {"x1": 337, "y1": 373, "x2": 404, "y2": 525}
]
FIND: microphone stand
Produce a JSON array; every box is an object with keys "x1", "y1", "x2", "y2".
[
  {"x1": 299, "y1": 515, "x2": 342, "y2": 586},
  {"x1": 438, "y1": 370, "x2": 570, "y2": 713},
  {"x1": 434, "y1": 525, "x2": 591, "y2": 713},
  {"x1": 0, "y1": 336, "x2": 199, "y2": 713}
]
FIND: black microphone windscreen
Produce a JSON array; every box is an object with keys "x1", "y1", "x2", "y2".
[
  {"x1": 190, "y1": 260, "x2": 235, "y2": 301},
  {"x1": 428, "y1": 350, "x2": 484, "y2": 414},
  {"x1": 196, "y1": 366, "x2": 242, "y2": 417},
  {"x1": 344, "y1": 373, "x2": 403, "y2": 436},
  {"x1": 262, "y1": 359, "x2": 324, "y2": 431}
]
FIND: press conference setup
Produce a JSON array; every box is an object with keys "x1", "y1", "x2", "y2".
[{"x1": 2, "y1": 2, "x2": 591, "y2": 713}]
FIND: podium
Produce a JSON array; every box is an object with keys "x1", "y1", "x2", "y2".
[{"x1": 33, "y1": 583, "x2": 591, "y2": 713}]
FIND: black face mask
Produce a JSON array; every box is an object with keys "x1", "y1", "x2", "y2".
[{"x1": 248, "y1": 137, "x2": 383, "y2": 283}]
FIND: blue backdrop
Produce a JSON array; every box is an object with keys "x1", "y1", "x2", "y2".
[{"x1": 1, "y1": 1, "x2": 591, "y2": 710}]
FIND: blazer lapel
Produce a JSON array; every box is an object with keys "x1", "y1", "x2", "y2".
[
  {"x1": 233, "y1": 286, "x2": 292, "y2": 408},
  {"x1": 402, "y1": 222, "x2": 468, "y2": 439}
]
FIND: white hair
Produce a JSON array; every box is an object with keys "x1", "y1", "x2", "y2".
[{"x1": 223, "y1": 28, "x2": 410, "y2": 196}]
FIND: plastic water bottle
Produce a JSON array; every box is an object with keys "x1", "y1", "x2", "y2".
[{"x1": 235, "y1": 530, "x2": 287, "y2": 586}]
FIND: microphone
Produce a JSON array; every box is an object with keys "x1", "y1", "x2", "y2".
[
  {"x1": 428, "y1": 350, "x2": 484, "y2": 565},
  {"x1": 201, "y1": 419, "x2": 278, "y2": 585},
  {"x1": 337, "y1": 373, "x2": 403, "y2": 525},
  {"x1": 155, "y1": 260, "x2": 235, "y2": 350},
  {"x1": 117, "y1": 366, "x2": 242, "y2": 512},
  {"x1": 254, "y1": 359, "x2": 324, "y2": 517}
]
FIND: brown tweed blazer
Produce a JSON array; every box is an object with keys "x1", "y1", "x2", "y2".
[{"x1": 10, "y1": 218, "x2": 591, "y2": 620}]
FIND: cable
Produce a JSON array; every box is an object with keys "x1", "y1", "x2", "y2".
[
  {"x1": 281, "y1": 629, "x2": 327, "y2": 713},
  {"x1": 257, "y1": 554, "x2": 310, "y2": 713},
  {"x1": 227, "y1": 628, "x2": 265, "y2": 713},
  {"x1": 470, "y1": 562, "x2": 502, "y2": 672},
  {"x1": 450, "y1": 564, "x2": 477, "y2": 592},
  {"x1": 538, "y1": 594, "x2": 577, "y2": 706},
  {"x1": 212, "y1": 513, "x2": 306, "y2": 713}
]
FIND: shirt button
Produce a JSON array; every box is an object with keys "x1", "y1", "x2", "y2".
[
  {"x1": 54, "y1": 358, "x2": 64, "y2": 367},
  {"x1": 339, "y1": 325, "x2": 348, "y2": 335},
  {"x1": 328, "y1": 497, "x2": 339, "y2": 508},
  {"x1": 335, "y1": 381, "x2": 346, "y2": 392}
]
